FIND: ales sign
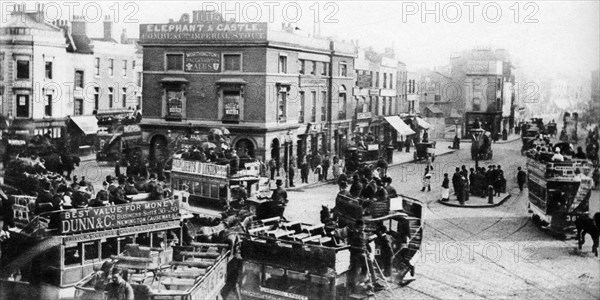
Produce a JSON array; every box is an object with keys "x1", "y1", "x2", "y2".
[{"x1": 185, "y1": 51, "x2": 221, "y2": 72}]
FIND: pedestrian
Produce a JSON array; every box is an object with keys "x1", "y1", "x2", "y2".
[
  {"x1": 315, "y1": 164, "x2": 323, "y2": 181},
  {"x1": 396, "y1": 215, "x2": 415, "y2": 282},
  {"x1": 375, "y1": 225, "x2": 394, "y2": 278},
  {"x1": 441, "y1": 173, "x2": 450, "y2": 201},
  {"x1": 124, "y1": 177, "x2": 139, "y2": 195},
  {"x1": 300, "y1": 156, "x2": 310, "y2": 184},
  {"x1": 268, "y1": 158, "x2": 277, "y2": 181},
  {"x1": 452, "y1": 167, "x2": 461, "y2": 195},
  {"x1": 457, "y1": 175, "x2": 466, "y2": 204},
  {"x1": 405, "y1": 138, "x2": 411, "y2": 153},
  {"x1": 421, "y1": 168, "x2": 432, "y2": 192},
  {"x1": 377, "y1": 156, "x2": 388, "y2": 178},
  {"x1": 322, "y1": 155, "x2": 331, "y2": 181},
  {"x1": 114, "y1": 162, "x2": 121, "y2": 179},
  {"x1": 105, "y1": 268, "x2": 134, "y2": 300},
  {"x1": 348, "y1": 220, "x2": 376, "y2": 296},
  {"x1": 288, "y1": 158, "x2": 296, "y2": 188},
  {"x1": 517, "y1": 167, "x2": 527, "y2": 192},
  {"x1": 338, "y1": 181, "x2": 351, "y2": 197},
  {"x1": 332, "y1": 156, "x2": 342, "y2": 183},
  {"x1": 350, "y1": 174, "x2": 363, "y2": 198}
]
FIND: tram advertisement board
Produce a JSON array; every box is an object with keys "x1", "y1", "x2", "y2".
[{"x1": 59, "y1": 200, "x2": 180, "y2": 234}]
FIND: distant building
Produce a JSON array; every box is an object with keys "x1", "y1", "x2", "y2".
[
  {"x1": 449, "y1": 47, "x2": 516, "y2": 137},
  {"x1": 352, "y1": 46, "x2": 407, "y2": 146},
  {"x1": 0, "y1": 4, "x2": 141, "y2": 155},
  {"x1": 138, "y1": 12, "x2": 356, "y2": 164}
]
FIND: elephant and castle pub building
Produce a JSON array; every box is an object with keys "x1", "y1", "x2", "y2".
[{"x1": 138, "y1": 11, "x2": 356, "y2": 165}]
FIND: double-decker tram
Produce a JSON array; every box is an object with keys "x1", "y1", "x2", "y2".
[{"x1": 526, "y1": 154, "x2": 593, "y2": 238}]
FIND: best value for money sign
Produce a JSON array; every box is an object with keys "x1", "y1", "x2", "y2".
[
  {"x1": 59, "y1": 200, "x2": 179, "y2": 234},
  {"x1": 140, "y1": 22, "x2": 268, "y2": 43}
]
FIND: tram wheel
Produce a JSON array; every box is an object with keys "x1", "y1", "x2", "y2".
[{"x1": 532, "y1": 214, "x2": 541, "y2": 224}]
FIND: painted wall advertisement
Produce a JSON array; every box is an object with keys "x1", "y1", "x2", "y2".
[
  {"x1": 166, "y1": 90, "x2": 183, "y2": 121},
  {"x1": 185, "y1": 51, "x2": 221, "y2": 72},
  {"x1": 140, "y1": 22, "x2": 268, "y2": 43},
  {"x1": 59, "y1": 200, "x2": 179, "y2": 234}
]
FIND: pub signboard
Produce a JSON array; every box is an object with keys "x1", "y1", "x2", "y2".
[
  {"x1": 140, "y1": 22, "x2": 268, "y2": 44},
  {"x1": 185, "y1": 51, "x2": 221, "y2": 72}
]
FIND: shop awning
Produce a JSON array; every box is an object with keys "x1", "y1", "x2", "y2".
[
  {"x1": 416, "y1": 117, "x2": 431, "y2": 129},
  {"x1": 384, "y1": 116, "x2": 415, "y2": 136},
  {"x1": 70, "y1": 116, "x2": 99, "y2": 135}
]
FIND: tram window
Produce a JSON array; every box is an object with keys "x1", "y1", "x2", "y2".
[
  {"x1": 211, "y1": 184, "x2": 219, "y2": 199},
  {"x1": 64, "y1": 245, "x2": 82, "y2": 266},
  {"x1": 219, "y1": 184, "x2": 228, "y2": 199},
  {"x1": 102, "y1": 238, "x2": 119, "y2": 259},
  {"x1": 202, "y1": 182, "x2": 210, "y2": 197},
  {"x1": 136, "y1": 233, "x2": 151, "y2": 247},
  {"x1": 152, "y1": 231, "x2": 165, "y2": 248},
  {"x1": 263, "y1": 266, "x2": 286, "y2": 287},
  {"x1": 83, "y1": 241, "x2": 100, "y2": 262},
  {"x1": 118, "y1": 237, "x2": 131, "y2": 254},
  {"x1": 193, "y1": 181, "x2": 202, "y2": 195}
]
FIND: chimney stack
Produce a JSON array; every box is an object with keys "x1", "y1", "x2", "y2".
[
  {"x1": 103, "y1": 15, "x2": 113, "y2": 41},
  {"x1": 71, "y1": 15, "x2": 86, "y2": 35},
  {"x1": 121, "y1": 29, "x2": 128, "y2": 44}
]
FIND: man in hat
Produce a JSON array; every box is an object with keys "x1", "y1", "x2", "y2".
[
  {"x1": 146, "y1": 174, "x2": 158, "y2": 193},
  {"x1": 71, "y1": 181, "x2": 91, "y2": 208},
  {"x1": 384, "y1": 176, "x2": 398, "y2": 198},
  {"x1": 350, "y1": 174, "x2": 363, "y2": 198},
  {"x1": 348, "y1": 219, "x2": 376, "y2": 296},
  {"x1": 374, "y1": 177, "x2": 388, "y2": 201},
  {"x1": 90, "y1": 181, "x2": 110, "y2": 207},
  {"x1": 338, "y1": 181, "x2": 351, "y2": 197},
  {"x1": 111, "y1": 177, "x2": 129, "y2": 205},
  {"x1": 271, "y1": 179, "x2": 288, "y2": 206},
  {"x1": 124, "y1": 177, "x2": 139, "y2": 196}
]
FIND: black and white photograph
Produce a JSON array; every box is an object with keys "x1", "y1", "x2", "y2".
[{"x1": 0, "y1": 1, "x2": 599, "y2": 299}]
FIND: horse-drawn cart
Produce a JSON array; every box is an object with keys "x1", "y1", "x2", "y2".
[{"x1": 413, "y1": 141, "x2": 436, "y2": 162}]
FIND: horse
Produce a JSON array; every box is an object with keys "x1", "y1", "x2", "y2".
[{"x1": 575, "y1": 213, "x2": 600, "y2": 257}]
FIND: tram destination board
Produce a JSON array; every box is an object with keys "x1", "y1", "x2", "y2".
[{"x1": 59, "y1": 199, "x2": 180, "y2": 234}]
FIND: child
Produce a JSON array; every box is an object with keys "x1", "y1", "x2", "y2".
[
  {"x1": 315, "y1": 164, "x2": 323, "y2": 181},
  {"x1": 421, "y1": 169, "x2": 432, "y2": 192}
]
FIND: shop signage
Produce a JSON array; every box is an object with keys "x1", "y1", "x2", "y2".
[
  {"x1": 8, "y1": 139, "x2": 26, "y2": 146},
  {"x1": 59, "y1": 200, "x2": 179, "y2": 234},
  {"x1": 357, "y1": 112, "x2": 372, "y2": 119},
  {"x1": 466, "y1": 60, "x2": 502, "y2": 75},
  {"x1": 368, "y1": 89, "x2": 379, "y2": 96},
  {"x1": 300, "y1": 78, "x2": 327, "y2": 87},
  {"x1": 140, "y1": 22, "x2": 268, "y2": 43},
  {"x1": 356, "y1": 73, "x2": 372, "y2": 88},
  {"x1": 185, "y1": 51, "x2": 221, "y2": 72}
]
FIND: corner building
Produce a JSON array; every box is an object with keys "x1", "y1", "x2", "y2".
[{"x1": 139, "y1": 13, "x2": 355, "y2": 164}]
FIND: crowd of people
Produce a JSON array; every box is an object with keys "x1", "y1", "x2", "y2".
[{"x1": 437, "y1": 164, "x2": 507, "y2": 204}]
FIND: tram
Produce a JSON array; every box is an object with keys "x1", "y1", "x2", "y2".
[
  {"x1": 0, "y1": 198, "x2": 182, "y2": 299},
  {"x1": 526, "y1": 154, "x2": 593, "y2": 238}
]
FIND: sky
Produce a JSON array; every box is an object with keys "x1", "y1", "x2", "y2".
[{"x1": 4, "y1": 1, "x2": 599, "y2": 78}]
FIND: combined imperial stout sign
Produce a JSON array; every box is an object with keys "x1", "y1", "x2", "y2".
[
  {"x1": 139, "y1": 22, "x2": 268, "y2": 43},
  {"x1": 59, "y1": 200, "x2": 180, "y2": 234}
]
